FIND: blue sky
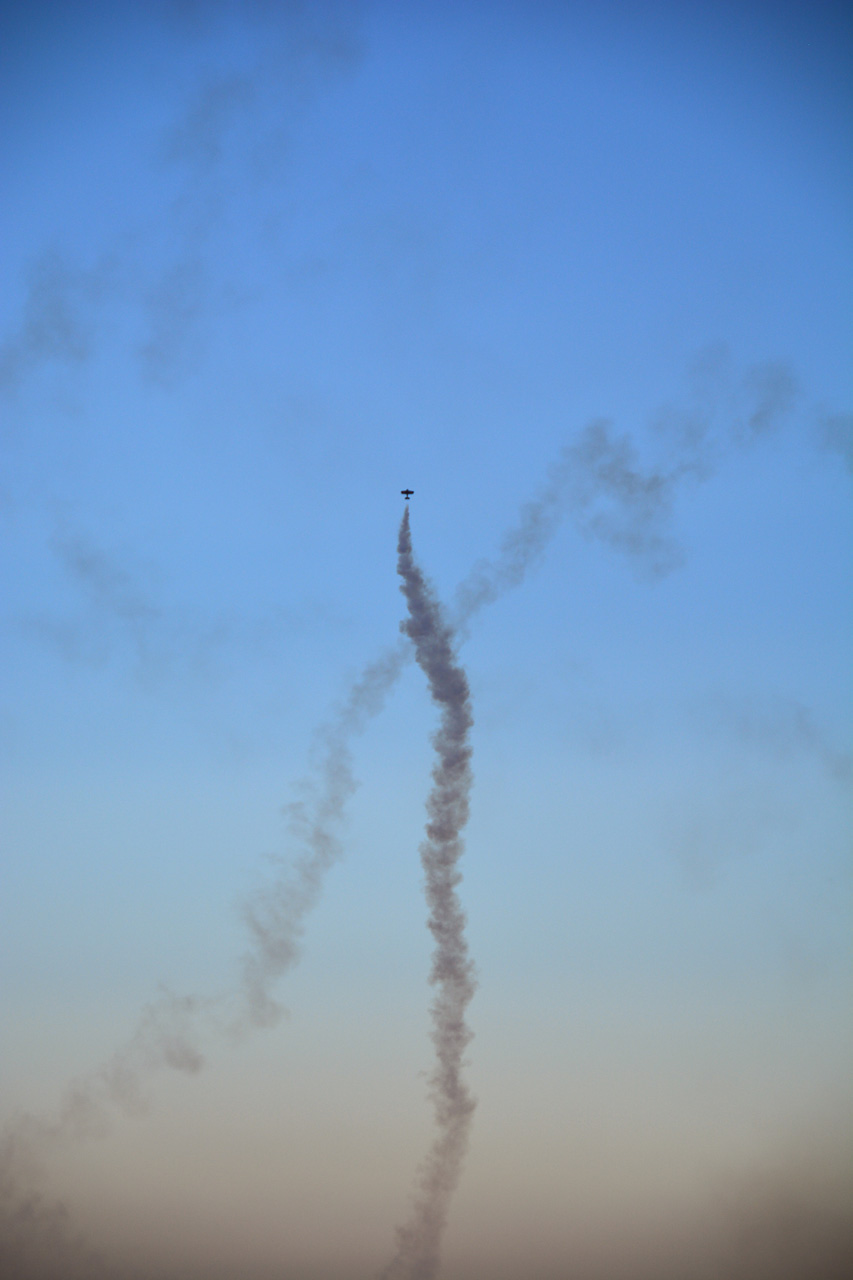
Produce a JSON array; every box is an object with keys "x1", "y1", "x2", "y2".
[{"x1": 1, "y1": 4, "x2": 851, "y2": 1278}]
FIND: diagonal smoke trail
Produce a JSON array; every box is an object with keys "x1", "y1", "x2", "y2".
[
  {"x1": 382, "y1": 506, "x2": 477, "y2": 1280},
  {"x1": 0, "y1": 989, "x2": 212, "y2": 1280},
  {"x1": 235, "y1": 417, "x2": 657, "y2": 1024},
  {"x1": 238, "y1": 641, "x2": 409, "y2": 1028},
  {"x1": 234, "y1": 420, "x2": 683, "y2": 1026},
  {"x1": 35, "y1": 354, "x2": 803, "y2": 1035},
  {"x1": 0, "y1": 445, "x2": 553, "y2": 1270},
  {"x1": 2, "y1": 354, "x2": 825, "y2": 1274}
]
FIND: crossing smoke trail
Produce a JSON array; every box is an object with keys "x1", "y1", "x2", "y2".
[
  {"x1": 216, "y1": 352, "x2": 810, "y2": 1027},
  {"x1": 0, "y1": 437, "x2": 557, "y2": 1273},
  {"x1": 1, "y1": 354, "x2": 834, "y2": 1275},
  {"x1": 383, "y1": 506, "x2": 477, "y2": 1280},
  {"x1": 235, "y1": 414, "x2": 682, "y2": 1025}
]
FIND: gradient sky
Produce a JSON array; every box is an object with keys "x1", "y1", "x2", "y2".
[{"x1": 1, "y1": 3, "x2": 851, "y2": 1278}]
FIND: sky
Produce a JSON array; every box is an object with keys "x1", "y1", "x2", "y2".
[{"x1": 1, "y1": 2, "x2": 851, "y2": 1277}]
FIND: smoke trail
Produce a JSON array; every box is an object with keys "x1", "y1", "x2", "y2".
[
  {"x1": 3, "y1": 353, "x2": 839, "y2": 1273},
  {"x1": 17, "y1": 353, "x2": 828, "y2": 1037},
  {"x1": 0, "y1": 450, "x2": 551, "y2": 1270},
  {"x1": 237, "y1": 412, "x2": 674, "y2": 1023},
  {"x1": 237, "y1": 641, "x2": 410, "y2": 1027},
  {"x1": 383, "y1": 506, "x2": 477, "y2": 1280},
  {"x1": 0, "y1": 989, "x2": 209, "y2": 1280},
  {"x1": 452, "y1": 416, "x2": 686, "y2": 625},
  {"x1": 233, "y1": 407, "x2": 700, "y2": 1026},
  {"x1": 237, "y1": 449, "x2": 582, "y2": 1025}
]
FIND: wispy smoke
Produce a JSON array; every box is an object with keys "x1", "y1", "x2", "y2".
[
  {"x1": 738, "y1": 360, "x2": 799, "y2": 439},
  {"x1": 454, "y1": 416, "x2": 688, "y2": 620},
  {"x1": 24, "y1": 521, "x2": 313, "y2": 697},
  {"x1": 25, "y1": 524, "x2": 162, "y2": 672},
  {"x1": 50, "y1": 528, "x2": 161, "y2": 629},
  {"x1": 8, "y1": 991, "x2": 207, "y2": 1147},
  {"x1": 161, "y1": 73, "x2": 254, "y2": 175},
  {"x1": 454, "y1": 352, "x2": 807, "y2": 614},
  {"x1": 382, "y1": 506, "x2": 476, "y2": 1280},
  {"x1": 0, "y1": 1184, "x2": 105, "y2": 1280},
  {"x1": 237, "y1": 641, "x2": 409, "y2": 1027},
  {"x1": 817, "y1": 410, "x2": 853, "y2": 474},
  {"x1": 137, "y1": 257, "x2": 213, "y2": 387},
  {"x1": 0, "y1": 251, "x2": 116, "y2": 392},
  {"x1": 707, "y1": 695, "x2": 852, "y2": 786},
  {"x1": 0, "y1": 8, "x2": 363, "y2": 399},
  {"x1": 0, "y1": 989, "x2": 210, "y2": 1280}
]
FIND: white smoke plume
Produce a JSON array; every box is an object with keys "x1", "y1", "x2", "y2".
[{"x1": 382, "y1": 505, "x2": 477, "y2": 1280}]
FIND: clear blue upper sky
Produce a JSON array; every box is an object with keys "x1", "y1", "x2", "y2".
[{"x1": 1, "y1": 4, "x2": 850, "y2": 1279}]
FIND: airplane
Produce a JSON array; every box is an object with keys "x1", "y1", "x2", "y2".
[{"x1": 401, "y1": 489, "x2": 414, "y2": 499}]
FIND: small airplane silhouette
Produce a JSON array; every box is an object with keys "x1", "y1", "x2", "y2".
[{"x1": 401, "y1": 489, "x2": 414, "y2": 500}]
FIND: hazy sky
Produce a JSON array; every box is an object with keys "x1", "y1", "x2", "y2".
[{"x1": 1, "y1": 3, "x2": 851, "y2": 1278}]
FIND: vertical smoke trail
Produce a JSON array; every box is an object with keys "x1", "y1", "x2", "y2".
[
  {"x1": 237, "y1": 411, "x2": 690, "y2": 1029},
  {"x1": 384, "y1": 506, "x2": 477, "y2": 1280},
  {"x1": 2, "y1": 355, "x2": 821, "y2": 1273},
  {"x1": 191, "y1": 353, "x2": 814, "y2": 1029}
]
